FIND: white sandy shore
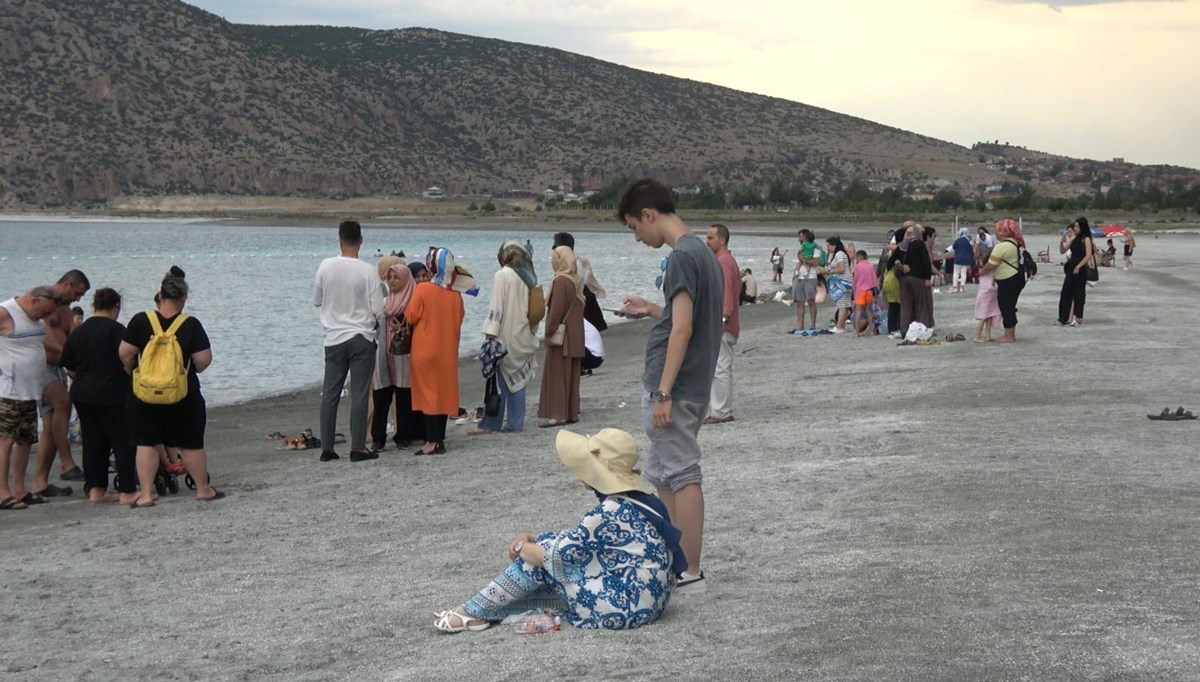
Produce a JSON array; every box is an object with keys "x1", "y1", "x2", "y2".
[{"x1": 2, "y1": 234, "x2": 1199, "y2": 680}]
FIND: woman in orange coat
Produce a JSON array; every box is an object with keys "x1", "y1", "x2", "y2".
[
  {"x1": 406, "y1": 248, "x2": 471, "y2": 455},
  {"x1": 537, "y1": 246, "x2": 585, "y2": 428}
]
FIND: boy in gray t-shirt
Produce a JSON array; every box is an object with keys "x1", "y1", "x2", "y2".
[{"x1": 617, "y1": 178, "x2": 722, "y2": 595}]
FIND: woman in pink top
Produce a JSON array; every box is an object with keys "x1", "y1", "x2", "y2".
[{"x1": 851, "y1": 250, "x2": 879, "y2": 336}]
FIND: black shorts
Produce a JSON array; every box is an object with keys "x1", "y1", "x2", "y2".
[{"x1": 129, "y1": 392, "x2": 207, "y2": 449}]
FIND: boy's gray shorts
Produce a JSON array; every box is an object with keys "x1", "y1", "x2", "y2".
[{"x1": 641, "y1": 393, "x2": 706, "y2": 492}]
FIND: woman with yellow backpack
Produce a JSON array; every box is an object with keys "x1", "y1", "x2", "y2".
[{"x1": 118, "y1": 266, "x2": 223, "y2": 507}]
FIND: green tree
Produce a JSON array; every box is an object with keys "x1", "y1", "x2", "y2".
[{"x1": 933, "y1": 189, "x2": 963, "y2": 209}]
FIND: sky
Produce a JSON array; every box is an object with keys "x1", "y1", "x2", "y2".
[{"x1": 188, "y1": 0, "x2": 1200, "y2": 170}]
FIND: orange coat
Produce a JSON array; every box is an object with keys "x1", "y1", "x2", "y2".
[{"x1": 405, "y1": 282, "x2": 464, "y2": 416}]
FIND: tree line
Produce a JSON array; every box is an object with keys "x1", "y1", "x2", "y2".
[{"x1": 579, "y1": 176, "x2": 1200, "y2": 214}]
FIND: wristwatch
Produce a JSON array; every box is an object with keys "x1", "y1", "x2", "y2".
[{"x1": 650, "y1": 390, "x2": 672, "y2": 402}]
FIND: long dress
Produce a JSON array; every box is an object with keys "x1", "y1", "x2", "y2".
[
  {"x1": 538, "y1": 276, "x2": 583, "y2": 422},
  {"x1": 405, "y1": 282, "x2": 464, "y2": 417},
  {"x1": 462, "y1": 496, "x2": 675, "y2": 630}
]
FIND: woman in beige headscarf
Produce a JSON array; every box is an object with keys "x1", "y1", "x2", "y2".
[
  {"x1": 537, "y1": 246, "x2": 585, "y2": 428},
  {"x1": 471, "y1": 241, "x2": 540, "y2": 434}
]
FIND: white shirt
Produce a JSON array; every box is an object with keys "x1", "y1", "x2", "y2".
[
  {"x1": 314, "y1": 256, "x2": 384, "y2": 347},
  {"x1": 0, "y1": 298, "x2": 47, "y2": 401},
  {"x1": 583, "y1": 319, "x2": 604, "y2": 359}
]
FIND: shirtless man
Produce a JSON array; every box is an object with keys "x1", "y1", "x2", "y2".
[
  {"x1": 1, "y1": 287, "x2": 61, "y2": 509},
  {"x1": 30, "y1": 270, "x2": 89, "y2": 497}
]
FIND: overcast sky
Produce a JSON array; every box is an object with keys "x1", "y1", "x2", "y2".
[{"x1": 188, "y1": 0, "x2": 1200, "y2": 170}]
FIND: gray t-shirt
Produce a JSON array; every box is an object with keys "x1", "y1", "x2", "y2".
[{"x1": 642, "y1": 233, "x2": 723, "y2": 403}]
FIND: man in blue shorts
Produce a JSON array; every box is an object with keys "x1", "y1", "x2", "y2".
[{"x1": 618, "y1": 179, "x2": 722, "y2": 594}]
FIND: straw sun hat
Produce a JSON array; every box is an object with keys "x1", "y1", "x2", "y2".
[{"x1": 555, "y1": 429, "x2": 654, "y2": 495}]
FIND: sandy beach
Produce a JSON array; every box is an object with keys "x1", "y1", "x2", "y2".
[{"x1": 2, "y1": 232, "x2": 1199, "y2": 681}]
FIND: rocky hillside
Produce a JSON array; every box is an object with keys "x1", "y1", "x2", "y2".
[{"x1": 3, "y1": 0, "x2": 1005, "y2": 207}]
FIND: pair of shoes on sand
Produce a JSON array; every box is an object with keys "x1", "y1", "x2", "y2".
[{"x1": 1148, "y1": 407, "x2": 1197, "y2": 421}]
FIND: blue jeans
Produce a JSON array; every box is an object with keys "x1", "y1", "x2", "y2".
[{"x1": 478, "y1": 377, "x2": 526, "y2": 432}]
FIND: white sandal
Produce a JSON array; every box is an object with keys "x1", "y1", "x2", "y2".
[{"x1": 434, "y1": 609, "x2": 492, "y2": 633}]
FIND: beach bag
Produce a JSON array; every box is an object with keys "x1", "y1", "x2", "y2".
[
  {"x1": 547, "y1": 323, "x2": 566, "y2": 347},
  {"x1": 389, "y1": 315, "x2": 413, "y2": 356},
  {"x1": 527, "y1": 285, "x2": 546, "y2": 329},
  {"x1": 132, "y1": 312, "x2": 190, "y2": 405},
  {"x1": 1086, "y1": 254, "x2": 1099, "y2": 282},
  {"x1": 827, "y1": 275, "x2": 849, "y2": 302},
  {"x1": 882, "y1": 267, "x2": 901, "y2": 302}
]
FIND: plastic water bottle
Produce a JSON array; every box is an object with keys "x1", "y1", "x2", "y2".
[{"x1": 508, "y1": 610, "x2": 560, "y2": 634}]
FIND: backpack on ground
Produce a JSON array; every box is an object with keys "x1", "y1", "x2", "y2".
[
  {"x1": 527, "y1": 285, "x2": 546, "y2": 329},
  {"x1": 1005, "y1": 239, "x2": 1037, "y2": 282},
  {"x1": 132, "y1": 311, "x2": 190, "y2": 405}
]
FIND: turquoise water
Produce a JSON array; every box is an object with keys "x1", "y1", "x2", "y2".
[{"x1": 0, "y1": 219, "x2": 820, "y2": 405}]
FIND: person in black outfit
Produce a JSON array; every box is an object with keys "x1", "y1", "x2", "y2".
[
  {"x1": 892, "y1": 224, "x2": 936, "y2": 335},
  {"x1": 118, "y1": 267, "x2": 224, "y2": 507},
  {"x1": 1057, "y1": 217, "x2": 1094, "y2": 326},
  {"x1": 59, "y1": 288, "x2": 137, "y2": 505},
  {"x1": 552, "y1": 232, "x2": 608, "y2": 332}
]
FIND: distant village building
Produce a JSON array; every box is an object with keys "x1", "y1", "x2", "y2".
[{"x1": 422, "y1": 186, "x2": 445, "y2": 199}]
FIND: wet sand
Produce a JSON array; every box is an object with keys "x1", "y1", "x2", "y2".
[{"x1": 2, "y1": 233, "x2": 1199, "y2": 681}]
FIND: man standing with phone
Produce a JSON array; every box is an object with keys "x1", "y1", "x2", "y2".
[{"x1": 618, "y1": 179, "x2": 722, "y2": 594}]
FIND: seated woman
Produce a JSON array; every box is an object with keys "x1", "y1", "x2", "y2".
[
  {"x1": 1100, "y1": 238, "x2": 1117, "y2": 267},
  {"x1": 434, "y1": 428, "x2": 686, "y2": 633}
]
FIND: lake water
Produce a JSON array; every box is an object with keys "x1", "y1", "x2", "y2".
[{"x1": 0, "y1": 219, "x2": 862, "y2": 405}]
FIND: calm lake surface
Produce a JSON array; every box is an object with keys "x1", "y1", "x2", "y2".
[{"x1": 0, "y1": 218, "x2": 873, "y2": 405}]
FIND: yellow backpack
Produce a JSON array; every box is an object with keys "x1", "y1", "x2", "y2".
[{"x1": 132, "y1": 311, "x2": 190, "y2": 405}]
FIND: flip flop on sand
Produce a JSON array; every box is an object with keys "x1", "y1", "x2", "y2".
[{"x1": 0, "y1": 496, "x2": 29, "y2": 510}]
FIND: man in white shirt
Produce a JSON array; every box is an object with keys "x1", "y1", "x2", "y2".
[{"x1": 314, "y1": 221, "x2": 384, "y2": 463}]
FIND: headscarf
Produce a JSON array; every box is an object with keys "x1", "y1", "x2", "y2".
[
  {"x1": 995, "y1": 218, "x2": 1024, "y2": 246},
  {"x1": 426, "y1": 247, "x2": 478, "y2": 294},
  {"x1": 898, "y1": 224, "x2": 921, "y2": 252},
  {"x1": 376, "y1": 255, "x2": 403, "y2": 280},
  {"x1": 957, "y1": 227, "x2": 970, "y2": 240},
  {"x1": 550, "y1": 245, "x2": 585, "y2": 304},
  {"x1": 384, "y1": 263, "x2": 414, "y2": 318},
  {"x1": 497, "y1": 240, "x2": 537, "y2": 289}
]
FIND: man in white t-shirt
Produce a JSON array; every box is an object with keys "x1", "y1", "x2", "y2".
[{"x1": 314, "y1": 220, "x2": 383, "y2": 463}]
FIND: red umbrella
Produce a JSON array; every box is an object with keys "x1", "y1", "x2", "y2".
[{"x1": 1098, "y1": 224, "x2": 1127, "y2": 237}]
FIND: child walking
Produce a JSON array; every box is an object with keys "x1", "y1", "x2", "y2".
[
  {"x1": 852, "y1": 250, "x2": 879, "y2": 336},
  {"x1": 974, "y1": 270, "x2": 1001, "y2": 342}
]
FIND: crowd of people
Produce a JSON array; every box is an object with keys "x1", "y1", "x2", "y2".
[
  {"x1": 767, "y1": 217, "x2": 1032, "y2": 344},
  {"x1": 1, "y1": 267, "x2": 223, "y2": 511},
  {"x1": 4, "y1": 181, "x2": 1123, "y2": 634}
]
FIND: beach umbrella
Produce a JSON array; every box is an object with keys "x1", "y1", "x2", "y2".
[{"x1": 1098, "y1": 224, "x2": 1127, "y2": 238}]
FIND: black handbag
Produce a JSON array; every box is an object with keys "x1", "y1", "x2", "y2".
[
  {"x1": 484, "y1": 374, "x2": 502, "y2": 417},
  {"x1": 389, "y1": 316, "x2": 413, "y2": 355},
  {"x1": 1086, "y1": 255, "x2": 1099, "y2": 282}
]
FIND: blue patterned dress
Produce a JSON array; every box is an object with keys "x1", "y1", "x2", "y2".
[{"x1": 463, "y1": 495, "x2": 676, "y2": 630}]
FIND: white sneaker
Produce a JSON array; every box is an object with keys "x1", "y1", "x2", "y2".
[
  {"x1": 676, "y1": 571, "x2": 707, "y2": 595},
  {"x1": 829, "y1": 327, "x2": 846, "y2": 334},
  {"x1": 887, "y1": 331, "x2": 901, "y2": 339}
]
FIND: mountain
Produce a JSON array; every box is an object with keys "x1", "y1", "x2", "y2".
[{"x1": 0, "y1": 0, "x2": 1172, "y2": 209}]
